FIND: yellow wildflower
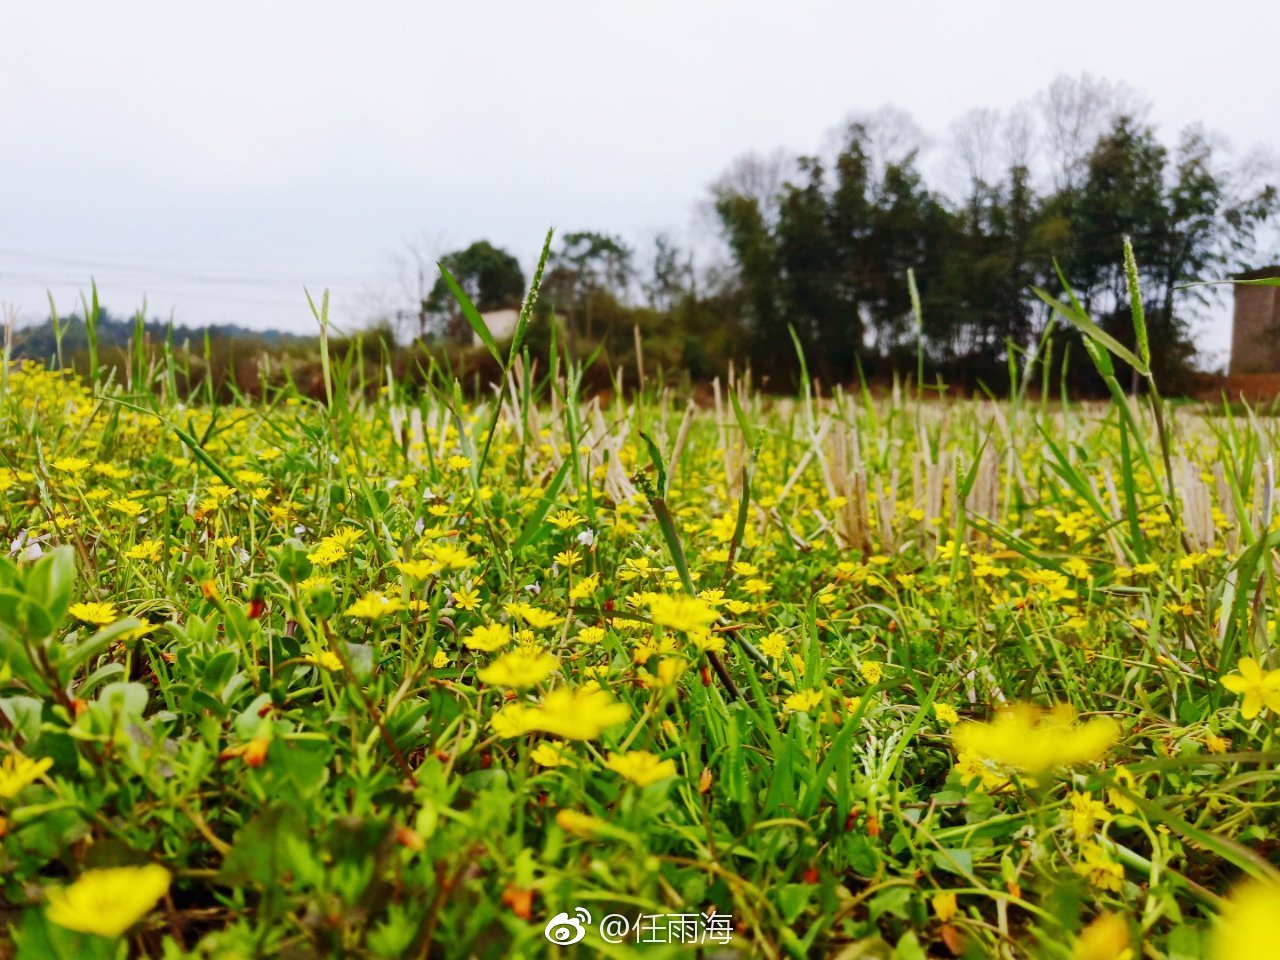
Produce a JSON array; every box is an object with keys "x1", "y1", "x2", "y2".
[
  {"x1": 759, "y1": 632, "x2": 787, "y2": 660},
  {"x1": 604, "y1": 750, "x2": 678, "y2": 786},
  {"x1": 68, "y1": 601, "x2": 119, "y2": 626},
  {"x1": 953, "y1": 704, "x2": 1119, "y2": 776},
  {"x1": 465, "y1": 623, "x2": 512, "y2": 652},
  {"x1": 531, "y1": 742, "x2": 576, "y2": 768},
  {"x1": 108, "y1": 497, "x2": 144, "y2": 517},
  {"x1": 1213, "y1": 881, "x2": 1280, "y2": 960},
  {"x1": 490, "y1": 703, "x2": 538, "y2": 738},
  {"x1": 0, "y1": 753, "x2": 53, "y2": 799},
  {"x1": 52, "y1": 456, "x2": 92, "y2": 474},
  {"x1": 784, "y1": 689, "x2": 823, "y2": 713},
  {"x1": 124, "y1": 539, "x2": 163, "y2": 562},
  {"x1": 303, "y1": 650, "x2": 343, "y2": 672},
  {"x1": 576, "y1": 626, "x2": 606, "y2": 645},
  {"x1": 548, "y1": 509, "x2": 583, "y2": 530},
  {"x1": 1107, "y1": 766, "x2": 1139, "y2": 814},
  {"x1": 555, "y1": 809, "x2": 604, "y2": 837},
  {"x1": 1205, "y1": 733, "x2": 1230, "y2": 754},
  {"x1": 570, "y1": 574, "x2": 600, "y2": 601},
  {"x1": 646, "y1": 594, "x2": 718, "y2": 633},
  {"x1": 932, "y1": 891, "x2": 957, "y2": 923},
  {"x1": 345, "y1": 592, "x2": 403, "y2": 619},
  {"x1": 934, "y1": 703, "x2": 959, "y2": 724},
  {"x1": 1068, "y1": 791, "x2": 1111, "y2": 839},
  {"x1": 1073, "y1": 913, "x2": 1132, "y2": 960},
  {"x1": 689, "y1": 630, "x2": 725, "y2": 653},
  {"x1": 46, "y1": 864, "x2": 171, "y2": 937},
  {"x1": 451, "y1": 586, "x2": 481, "y2": 610},
  {"x1": 953, "y1": 749, "x2": 1008, "y2": 791},
  {"x1": 640, "y1": 658, "x2": 685, "y2": 690},
  {"x1": 307, "y1": 541, "x2": 348, "y2": 566},
  {"x1": 528, "y1": 687, "x2": 629, "y2": 740},
  {"x1": 508, "y1": 603, "x2": 560, "y2": 630},
  {"x1": 1220, "y1": 657, "x2": 1280, "y2": 719},
  {"x1": 427, "y1": 543, "x2": 473, "y2": 571},
  {"x1": 395, "y1": 559, "x2": 441, "y2": 581},
  {"x1": 478, "y1": 650, "x2": 559, "y2": 689},
  {"x1": 1074, "y1": 843, "x2": 1124, "y2": 892}
]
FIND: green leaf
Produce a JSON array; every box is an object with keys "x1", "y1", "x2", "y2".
[
  {"x1": 932, "y1": 847, "x2": 974, "y2": 877},
  {"x1": 509, "y1": 227, "x2": 554, "y2": 363},
  {"x1": 639, "y1": 431, "x2": 668, "y2": 497},
  {"x1": 725, "y1": 441, "x2": 758, "y2": 575},
  {"x1": 63, "y1": 618, "x2": 142, "y2": 677},
  {"x1": 1032, "y1": 286, "x2": 1149, "y2": 376},
  {"x1": 14, "y1": 906, "x2": 116, "y2": 960},
  {"x1": 1123, "y1": 236, "x2": 1150, "y2": 369},
  {"x1": 0, "y1": 588, "x2": 53, "y2": 641},
  {"x1": 25, "y1": 546, "x2": 75, "y2": 627},
  {"x1": 869, "y1": 885, "x2": 913, "y2": 921},
  {"x1": 273, "y1": 740, "x2": 332, "y2": 800},
  {"x1": 798, "y1": 709, "x2": 864, "y2": 817},
  {"x1": 95, "y1": 681, "x2": 149, "y2": 718},
  {"x1": 1104, "y1": 770, "x2": 1280, "y2": 886},
  {"x1": 722, "y1": 713, "x2": 748, "y2": 803},
  {"x1": 774, "y1": 884, "x2": 813, "y2": 924},
  {"x1": 1179, "y1": 276, "x2": 1280, "y2": 289},
  {"x1": 219, "y1": 804, "x2": 311, "y2": 887},
  {"x1": 99, "y1": 396, "x2": 242, "y2": 495},
  {"x1": 439, "y1": 262, "x2": 502, "y2": 366},
  {"x1": 728, "y1": 388, "x2": 755, "y2": 448},
  {"x1": 512, "y1": 456, "x2": 574, "y2": 553}
]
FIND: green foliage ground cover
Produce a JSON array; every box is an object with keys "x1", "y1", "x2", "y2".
[{"x1": 1, "y1": 259, "x2": 1280, "y2": 959}]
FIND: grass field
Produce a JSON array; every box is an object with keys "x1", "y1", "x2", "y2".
[{"x1": 2, "y1": 270, "x2": 1280, "y2": 959}]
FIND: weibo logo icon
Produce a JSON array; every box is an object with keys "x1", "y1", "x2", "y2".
[{"x1": 544, "y1": 907, "x2": 591, "y2": 945}]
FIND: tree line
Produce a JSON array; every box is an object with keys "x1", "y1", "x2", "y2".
[{"x1": 403, "y1": 75, "x2": 1278, "y2": 393}]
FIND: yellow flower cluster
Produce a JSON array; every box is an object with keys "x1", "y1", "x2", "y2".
[{"x1": 953, "y1": 703, "x2": 1119, "y2": 777}]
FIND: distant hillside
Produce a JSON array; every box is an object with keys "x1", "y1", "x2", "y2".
[{"x1": 10, "y1": 311, "x2": 315, "y2": 362}]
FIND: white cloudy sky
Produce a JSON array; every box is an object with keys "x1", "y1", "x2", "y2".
[{"x1": 3, "y1": 0, "x2": 1276, "y2": 365}]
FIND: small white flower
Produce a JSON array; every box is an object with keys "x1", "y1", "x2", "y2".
[
  {"x1": 9, "y1": 530, "x2": 44, "y2": 560},
  {"x1": 576, "y1": 529, "x2": 596, "y2": 547}
]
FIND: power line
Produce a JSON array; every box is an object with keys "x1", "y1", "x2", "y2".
[
  {"x1": 0, "y1": 249, "x2": 384, "y2": 289},
  {"x1": 0, "y1": 272, "x2": 340, "y2": 311}
]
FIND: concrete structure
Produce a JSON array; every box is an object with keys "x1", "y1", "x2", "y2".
[
  {"x1": 1229, "y1": 267, "x2": 1280, "y2": 375},
  {"x1": 474, "y1": 309, "x2": 520, "y2": 348}
]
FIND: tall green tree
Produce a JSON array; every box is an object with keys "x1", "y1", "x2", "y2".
[
  {"x1": 543, "y1": 231, "x2": 634, "y2": 347},
  {"x1": 642, "y1": 233, "x2": 694, "y2": 313},
  {"x1": 423, "y1": 241, "x2": 525, "y2": 342},
  {"x1": 710, "y1": 89, "x2": 1278, "y2": 391},
  {"x1": 712, "y1": 190, "x2": 783, "y2": 366}
]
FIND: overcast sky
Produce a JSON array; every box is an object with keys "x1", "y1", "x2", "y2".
[{"x1": 3, "y1": 1, "x2": 1276, "y2": 366}]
